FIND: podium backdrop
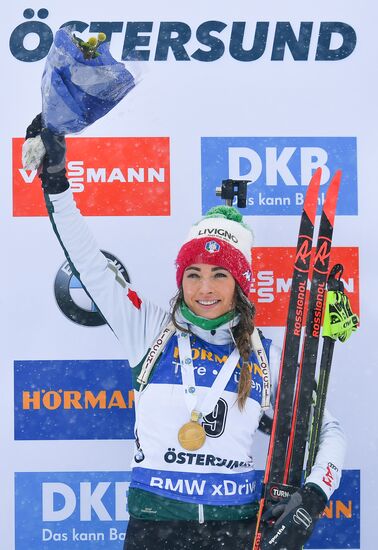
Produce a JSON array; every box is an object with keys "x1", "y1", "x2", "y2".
[{"x1": 1, "y1": 2, "x2": 376, "y2": 548}]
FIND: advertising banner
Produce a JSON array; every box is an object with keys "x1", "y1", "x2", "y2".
[
  {"x1": 15, "y1": 470, "x2": 359, "y2": 549},
  {"x1": 201, "y1": 137, "x2": 358, "y2": 216},
  {"x1": 13, "y1": 137, "x2": 171, "y2": 217},
  {"x1": 14, "y1": 360, "x2": 135, "y2": 440},
  {"x1": 251, "y1": 247, "x2": 359, "y2": 326}
]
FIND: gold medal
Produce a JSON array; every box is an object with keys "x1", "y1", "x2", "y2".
[{"x1": 178, "y1": 411, "x2": 206, "y2": 451}]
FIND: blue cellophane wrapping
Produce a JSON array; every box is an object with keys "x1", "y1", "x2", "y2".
[{"x1": 41, "y1": 28, "x2": 135, "y2": 134}]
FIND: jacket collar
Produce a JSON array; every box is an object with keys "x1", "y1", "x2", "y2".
[{"x1": 174, "y1": 309, "x2": 239, "y2": 346}]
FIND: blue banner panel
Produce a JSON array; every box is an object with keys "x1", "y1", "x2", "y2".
[
  {"x1": 15, "y1": 471, "x2": 130, "y2": 549},
  {"x1": 14, "y1": 360, "x2": 135, "y2": 440},
  {"x1": 201, "y1": 137, "x2": 358, "y2": 215},
  {"x1": 15, "y1": 470, "x2": 359, "y2": 549},
  {"x1": 308, "y1": 470, "x2": 360, "y2": 549}
]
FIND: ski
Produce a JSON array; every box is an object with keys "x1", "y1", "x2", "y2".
[
  {"x1": 285, "y1": 170, "x2": 341, "y2": 487},
  {"x1": 252, "y1": 168, "x2": 322, "y2": 550}
]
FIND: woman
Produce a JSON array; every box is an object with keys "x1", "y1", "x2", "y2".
[{"x1": 25, "y1": 117, "x2": 346, "y2": 549}]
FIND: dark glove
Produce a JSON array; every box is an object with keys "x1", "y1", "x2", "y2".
[
  {"x1": 260, "y1": 484, "x2": 327, "y2": 550},
  {"x1": 25, "y1": 113, "x2": 43, "y2": 140},
  {"x1": 25, "y1": 114, "x2": 69, "y2": 194}
]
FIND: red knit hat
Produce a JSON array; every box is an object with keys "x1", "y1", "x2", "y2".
[{"x1": 175, "y1": 206, "x2": 254, "y2": 295}]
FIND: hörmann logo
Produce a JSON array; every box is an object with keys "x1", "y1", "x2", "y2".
[
  {"x1": 10, "y1": 10, "x2": 357, "y2": 63},
  {"x1": 12, "y1": 137, "x2": 170, "y2": 216},
  {"x1": 201, "y1": 137, "x2": 358, "y2": 216},
  {"x1": 22, "y1": 388, "x2": 134, "y2": 411},
  {"x1": 250, "y1": 247, "x2": 359, "y2": 327},
  {"x1": 14, "y1": 360, "x2": 135, "y2": 440}
]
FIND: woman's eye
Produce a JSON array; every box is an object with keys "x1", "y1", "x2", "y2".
[
  {"x1": 214, "y1": 272, "x2": 227, "y2": 278},
  {"x1": 186, "y1": 273, "x2": 199, "y2": 279}
]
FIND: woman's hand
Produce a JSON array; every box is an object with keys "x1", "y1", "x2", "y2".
[
  {"x1": 260, "y1": 484, "x2": 326, "y2": 549},
  {"x1": 25, "y1": 114, "x2": 69, "y2": 194}
]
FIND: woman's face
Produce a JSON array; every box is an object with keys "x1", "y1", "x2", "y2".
[{"x1": 182, "y1": 263, "x2": 236, "y2": 319}]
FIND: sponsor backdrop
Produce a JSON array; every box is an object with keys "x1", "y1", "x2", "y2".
[{"x1": 0, "y1": 1, "x2": 375, "y2": 548}]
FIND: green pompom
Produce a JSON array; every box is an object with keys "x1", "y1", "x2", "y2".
[
  {"x1": 205, "y1": 205, "x2": 243, "y2": 223},
  {"x1": 201, "y1": 205, "x2": 252, "y2": 232}
]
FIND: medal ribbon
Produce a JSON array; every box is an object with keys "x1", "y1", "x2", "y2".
[
  {"x1": 177, "y1": 327, "x2": 241, "y2": 418},
  {"x1": 251, "y1": 329, "x2": 271, "y2": 409}
]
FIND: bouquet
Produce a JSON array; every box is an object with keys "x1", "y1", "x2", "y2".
[{"x1": 23, "y1": 27, "x2": 136, "y2": 169}]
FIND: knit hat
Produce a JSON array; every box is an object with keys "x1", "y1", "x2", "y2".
[{"x1": 175, "y1": 206, "x2": 254, "y2": 295}]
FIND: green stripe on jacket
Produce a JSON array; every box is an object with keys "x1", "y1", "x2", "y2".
[{"x1": 128, "y1": 488, "x2": 259, "y2": 521}]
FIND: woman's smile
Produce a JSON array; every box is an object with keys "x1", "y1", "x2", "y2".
[{"x1": 182, "y1": 264, "x2": 236, "y2": 319}]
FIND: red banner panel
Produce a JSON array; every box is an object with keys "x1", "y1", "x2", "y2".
[
  {"x1": 250, "y1": 247, "x2": 359, "y2": 327},
  {"x1": 13, "y1": 137, "x2": 170, "y2": 216}
]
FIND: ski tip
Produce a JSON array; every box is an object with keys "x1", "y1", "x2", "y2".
[
  {"x1": 323, "y1": 170, "x2": 342, "y2": 224},
  {"x1": 304, "y1": 167, "x2": 322, "y2": 223}
]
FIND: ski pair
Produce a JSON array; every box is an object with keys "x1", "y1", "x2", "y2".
[{"x1": 253, "y1": 167, "x2": 342, "y2": 549}]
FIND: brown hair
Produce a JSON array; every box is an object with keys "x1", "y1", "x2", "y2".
[{"x1": 170, "y1": 285, "x2": 255, "y2": 411}]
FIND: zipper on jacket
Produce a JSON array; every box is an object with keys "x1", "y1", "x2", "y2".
[{"x1": 198, "y1": 504, "x2": 204, "y2": 524}]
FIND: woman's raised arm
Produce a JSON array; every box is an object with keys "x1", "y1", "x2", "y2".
[{"x1": 25, "y1": 116, "x2": 170, "y2": 367}]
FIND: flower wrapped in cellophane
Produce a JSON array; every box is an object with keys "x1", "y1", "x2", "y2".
[
  {"x1": 23, "y1": 27, "x2": 136, "y2": 170},
  {"x1": 42, "y1": 27, "x2": 136, "y2": 134}
]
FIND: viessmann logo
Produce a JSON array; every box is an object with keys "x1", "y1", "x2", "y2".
[
  {"x1": 201, "y1": 137, "x2": 358, "y2": 216},
  {"x1": 250, "y1": 247, "x2": 359, "y2": 327},
  {"x1": 14, "y1": 360, "x2": 135, "y2": 440},
  {"x1": 12, "y1": 137, "x2": 170, "y2": 216}
]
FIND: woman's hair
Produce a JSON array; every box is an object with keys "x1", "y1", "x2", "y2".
[{"x1": 170, "y1": 284, "x2": 255, "y2": 411}]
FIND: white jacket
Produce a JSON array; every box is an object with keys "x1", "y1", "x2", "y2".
[{"x1": 45, "y1": 188, "x2": 346, "y2": 504}]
